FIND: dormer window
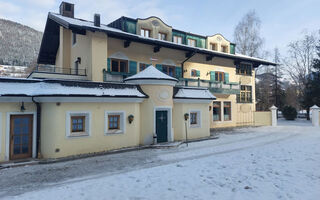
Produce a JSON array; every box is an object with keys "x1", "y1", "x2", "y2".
[
  {"x1": 210, "y1": 43, "x2": 217, "y2": 51},
  {"x1": 173, "y1": 36, "x2": 182, "y2": 44},
  {"x1": 187, "y1": 38, "x2": 196, "y2": 47},
  {"x1": 141, "y1": 28, "x2": 151, "y2": 38},
  {"x1": 158, "y1": 32, "x2": 167, "y2": 40},
  {"x1": 221, "y1": 45, "x2": 228, "y2": 53}
]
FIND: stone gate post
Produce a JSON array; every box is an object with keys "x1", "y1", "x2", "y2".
[
  {"x1": 270, "y1": 105, "x2": 278, "y2": 127},
  {"x1": 311, "y1": 105, "x2": 320, "y2": 127}
]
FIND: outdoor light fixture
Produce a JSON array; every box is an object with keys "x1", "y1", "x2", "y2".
[
  {"x1": 184, "y1": 113, "x2": 189, "y2": 121},
  {"x1": 20, "y1": 102, "x2": 26, "y2": 112},
  {"x1": 128, "y1": 115, "x2": 134, "y2": 124}
]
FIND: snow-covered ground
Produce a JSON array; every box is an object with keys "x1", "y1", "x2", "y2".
[{"x1": 2, "y1": 119, "x2": 320, "y2": 200}]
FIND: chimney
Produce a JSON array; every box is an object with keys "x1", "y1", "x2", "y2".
[
  {"x1": 59, "y1": 2, "x2": 74, "y2": 18},
  {"x1": 94, "y1": 14, "x2": 100, "y2": 27}
]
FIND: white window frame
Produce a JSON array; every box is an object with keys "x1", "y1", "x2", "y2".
[
  {"x1": 141, "y1": 28, "x2": 150, "y2": 38},
  {"x1": 66, "y1": 111, "x2": 91, "y2": 138},
  {"x1": 187, "y1": 38, "x2": 196, "y2": 47},
  {"x1": 105, "y1": 111, "x2": 126, "y2": 135},
  {"x1": 189, "y1": 110, "x2": 201, "y2": 128},
  {"x1": 173, "y1": 36, "x2": 182, "y2": 44}
]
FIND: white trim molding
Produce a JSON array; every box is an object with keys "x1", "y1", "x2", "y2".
[
  {"x1": 189, "y1": 110, "x2": 201, "y2": 128},
  {"x1": 5, "y1": 112, "x2": 37, "y2": 161},
  {"x1": 153, "y1": 106, "x2": 173, "y2": 143},
  {"x1": 66, "y1": 111, "x2": 92, "y2": 138},
  {"x1": 174, "y1": 99, "x2": 213, "y2": 104},
  {"x1": 34, "y1": 97, "x2": 145, "y2": 103},
  {"x1": 105, "y1": 111, "x2": 126, "y2": 135}
]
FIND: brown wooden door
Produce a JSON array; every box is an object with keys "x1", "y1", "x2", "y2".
[{"x1": 10, "y1": 114, "x2": 33, "y2": 160}]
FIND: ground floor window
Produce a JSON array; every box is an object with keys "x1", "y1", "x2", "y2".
[
  {"x1": 189, "y1": 110, "x2": 201, "y2": 128},
  {"x1": 66, "y1": 112, "x2": 91, "y2": 137},
  {"x1": 105, "y1": 111, "x2": 125, "y2": 134},
  {"x1": 223, "y1": 102, "x2": 231, "y2": 121},
  {"x1": 213, "y1": 102, "x2": 221, "y2": 121},
  {"x1": 237, "y1": 85, "x2": 252, "y2": 103}
]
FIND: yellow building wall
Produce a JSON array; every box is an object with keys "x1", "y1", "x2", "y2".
[
  {"x1": 254, "y1": 111, "x2": 272, "y2": 126},
  {"x1": 206, "y1": 34, "x2": 230, "y2": 52},
  {"x1": 173, "y1": 103, "x2": 210, "y2": 141},
  {"x1": 40, "y1": 102, "x2": 141, "y2": 159},
  {"x1": 0, "y1": 103, "x2": 36, "y2": 162},
  {"x1": 137, "y1": 17, "x2": 172, "y2": 41}
]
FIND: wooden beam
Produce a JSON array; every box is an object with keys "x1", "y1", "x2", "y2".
[
  {"x1": 153, "y1": 46, "x2": 161, "y2": 53},
  {"x1": 124, "y1": 40, "x2": 131, "y2": 48}
]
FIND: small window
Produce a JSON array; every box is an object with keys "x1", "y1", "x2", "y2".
[
  {"x1": 105, "y1": 111, "x2": 125, "y2": 134},
  {"x1": 236, "y1": 63, "x2": 252, "y2": 76},
  {"x1": 71, "y1": 116, "x2": 85, "y2": 132},
  {"x1": 111, "y1": 59, "x2": 128, "y2": 73},
  {"x1": 191, "y1": 69, "x2": 200, "y2": 77},
  {"x1": 237, "y1": 85, "x2": 252, "y2": 103},
  {"x1": 213, "y1": 102, "x2": 221, "y2": 121},
  {"x1": 215, "y1": 72, "x2": 224, "y2": 82},
  {"x1": 162, "y1": 65, "x2": 175, "y2": 77},
  {"x1": 72, "y1": 33, "x2": 77, "y2": 45},
  {"x1": 189, "y1": 110, "x2": 201, "y2": 127},
  {"x1": 66, "y1": 112, "x2": 91, "y2": 137},
  {"x1": 223, "y1": 102, "x2": 231, "y2": 121},
  {"x1": 141, "y1": 28, "x2": 151, "y2": 38},
  {"x1": 173, "y1": 36, "x2": 182, "y2": 44},
  {"x1": 158, "y1": 32, "x2": 167, "y2": 40},
  {"x1": 210, "y1": 43, "x2": 217, "y2": 51},
  {"x1": 139, "y1": 63, "x2": 148, "y2": 71},
  {"x1": 65, "y1": 3, "x2": 71, "y2": 11},
  {"x1": 221, "y1": 45, "x2": 228, "y2": 53},
  {"x1": 187, "y1": 38, "x2": 196, "y2": 47}
]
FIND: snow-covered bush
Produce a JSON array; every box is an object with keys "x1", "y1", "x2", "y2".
[{"x1": 282, "y1": 105, "x2": 297, "y2": 120}]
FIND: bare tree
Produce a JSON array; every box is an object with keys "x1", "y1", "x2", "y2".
[{"x1": 233, "y1": 10, "x2": 264, "y2": 57}]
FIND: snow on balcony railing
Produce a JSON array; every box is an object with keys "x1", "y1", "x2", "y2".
[{"x1": 34, "y1": 65, "x2": 87, "y2": 76}]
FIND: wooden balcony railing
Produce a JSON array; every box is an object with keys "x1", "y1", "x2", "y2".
[{"x1": 34, "y1": 66, "x2": 87, "y2": 76}]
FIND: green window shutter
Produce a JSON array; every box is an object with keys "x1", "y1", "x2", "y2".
[
  {"x1": 175, "y1": 66, "x2": 182, "y2": 78},
  {"x1": 210, "y1": 71, "x2": 215, "y2": 81},
  {"x1": 224, "y1": 73, "x2": 229, "y2": 83},
  {"x1": 129, "y1": 60, "x2": 137, "y2": 74},
  {"x1": 230, "y1": 44, "x2": 235, "y2": 54},
  {"x1": 107, "y1": 58, "x2": 111, "y2": 72},
  {"x1": 155, "y1": 64, "x2": 162, "y2": 72},
  {"x1": 196, "y1": 70, "x2": 200, "y2": 77}
]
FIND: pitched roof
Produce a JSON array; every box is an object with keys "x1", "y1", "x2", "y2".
[
  {"x1": 0, "y1": 78, "x2": 147, "y2": 98},
  {"x1": 38, "y1": 12, "x2": 277, "y2": 66},
  {"x1": 124, "y1": 66, "x2": 178, "y2": 82},
  {"x1": 173, "y1": 87, "x2": 216, "y2": 100}
]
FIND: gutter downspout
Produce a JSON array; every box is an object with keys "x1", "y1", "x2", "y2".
[
  {"x1": 181, "y1": 51, "x2": 197, "y2": 78},
  {"x1": 32, "y1": 97, "x2": 41, "y2": 159}
]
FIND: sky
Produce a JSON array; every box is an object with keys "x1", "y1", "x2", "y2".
[{"x1": 0, "y1": 0, "x2": 319, "y2": 58}]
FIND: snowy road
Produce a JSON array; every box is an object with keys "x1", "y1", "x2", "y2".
[{"x1": 1, "y1": 119, "x2": 320, "y2": 200}]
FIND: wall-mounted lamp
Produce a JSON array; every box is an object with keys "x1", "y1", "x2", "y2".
[
  {"x1": 206, "y1": 71, "x2": 210, "y2": 76},
  {"x1": 128, "y1": 114, "x2": 134, "y2": 124},
  {"x1": 76, "y1": 57, "x2": 81, "y2": 64},
  {"x1": 20, "y1": 102, "x2": 26, "y2": 112},
  {"x1": 184, "y1": 113, "x2": 189, "y2": 121},
  {"x1": 209, "y1": 106, "x2": 212, "y2": 111},
  {"x1": 183, "y1": 69, "x2": 188, "y2": 73}
]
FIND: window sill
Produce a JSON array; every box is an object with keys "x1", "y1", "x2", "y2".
[
  {"x1": 190, "y1": 124, "x2": 201, "y2": 128},
  {"x1": 236, "y1": 73, "x2": 252, "y2": 77},
  {"x1": 68, "y1": 132, "x2": 89, "y2": 138},
  {"x1": 105, "y1": 129, "x2": 124, "y2": 135}
]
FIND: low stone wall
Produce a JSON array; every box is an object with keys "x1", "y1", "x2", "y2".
[{"x1": 254, "y1": 111, "x2": 272, "y2": 126}]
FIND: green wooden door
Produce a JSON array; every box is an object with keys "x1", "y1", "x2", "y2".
[{"x1": 156, "y1": 110, "x2": 168, "y2": 143}]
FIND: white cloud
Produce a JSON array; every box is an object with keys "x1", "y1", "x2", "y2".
[{"x1": 24, "y1": 0, "x2": 55, "y2": 7}]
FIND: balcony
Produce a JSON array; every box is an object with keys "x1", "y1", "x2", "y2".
[
  {"x1": 103, "y1": 69, "x2": 135, "y2": 82},
  {"x1": 28, "y1": 66, "x2": 88, "y2": 80},
  {"x1": 177, "y1": 78, "x2": 240, "y2": 95}
]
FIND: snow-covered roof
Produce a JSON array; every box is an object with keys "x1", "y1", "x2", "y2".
[
  {"x1": 0, "y1": 78, "x2": 147, "y2": 98},
  {"x1": 39, "y1": 13, "x2": 276, "y2": 66},
  {"x1": 174, "y1": 87, "x2": 216, "y2": 100},
  {"x1": 124, "y1": 66, "x2": 178, "y2": 82}
]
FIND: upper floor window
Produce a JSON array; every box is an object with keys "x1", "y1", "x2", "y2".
[
  {"x1": 210, "y1": 43, "x2": 217, "y2": 51},
  {"x1": 236, "y1": 63, "x2": 252, "y2": 76},
  {"x1": 111, "y1": 58, "x2": 128, "y2": 73},
  {"x1": 141, "y1": 28, "x2": 151, "y2": 38},
  {"x1": 72, "y1": 33, "x2": 77, "y2": 45},
  {"x1": 187, "y1": 38, "x2": 196, "y2": 47},
  {"x1": 237, "y1": 85, "x2": 252, "y2": 103},
  {"x1": 139, "y1": 63, "x2": 148, "y2": 71},
  {"x1": 162, "y1": 65, "x2": 175, "y2": 77},
  {"x1": 158, "y1": 32, "x2": 167, "y2": 40},
  {"x1": 173, "y1": 36, "x2": 182, "y2": 44},
  {"x1": 215, "y1": 71, "x2": 224, "y2": 82},
  {"x1": 191, "y1": 69, "x2": 200, "y2": 77},
  {"x1": 221, "y1": 45, "x2": 228, "y2": 53}
]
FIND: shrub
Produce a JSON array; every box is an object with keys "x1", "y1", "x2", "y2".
[{"x1": 282, "y1": 105, "x2": 297, "y2": 120}]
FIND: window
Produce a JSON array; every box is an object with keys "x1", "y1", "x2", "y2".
[
  {"x1": 139, "y1": 63, "x2": 148, "y2": 71},
  {"x1": 221, "y1": 45, "x2": 228, "y2": 53},
  {"x1": 111, "y1": 59, "x2": 128, "y2": 73},
  {"x1": 141, "y1": 28, "x2": 151, "y2": 37},
  {"x1": 162, "y1": 65, "x2": 175, "y2": 77},
  {"x1": 71, "y1": 116, "x2": 85, "y2": 132},
  {"x1": 215, "y1": 72, "x2": 224, "y2": 82},
  {"x1": 105, "y1": 111, "x2": 125, "y2": 134},
  {"x1": 191, "y1": 69, "x2": 200, "y2": 77},
  {"x1": 187, "y1": 38, "x2": 196, "y2": 47},
  {"x1": 236, "y1": 63, "x2": 252, "y2": 76},
  {"x1": 158, "y1": 32, "x2": 167, "y2": 40},
  {"x1": 223, "y1": 102, "x2": 231, "y2": 121},
  {"x1": 210, "y1": 43, "x2": 217, "y2": 51},
  {"x1": 173, "y1": 36, "x2": 182, "y2": 44},
  {"x1": 237, "y1": 85, "x2": 252, "y2": 103},
  {"x1": 213, "y1": 102, "x2": 221, "y2": 121},
  {"x1": 189, "y1": 110, "x2": 201, "y2": 127},
  {"x1": 72, "y1": 33, "x2": 76, "y2": 45},
  {"x1": 66, "y1": 112, "x2": 91, "y2": 137}
]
